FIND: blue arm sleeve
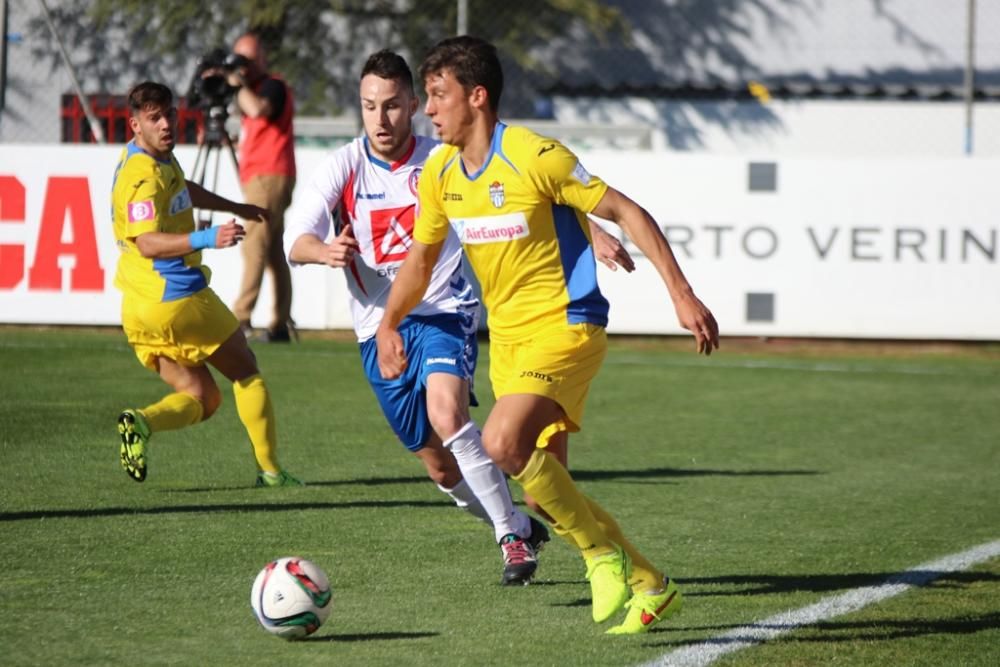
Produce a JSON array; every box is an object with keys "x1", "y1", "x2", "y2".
[{"x1": 189, "y1": 227, "x2": 220, "y2": 250}]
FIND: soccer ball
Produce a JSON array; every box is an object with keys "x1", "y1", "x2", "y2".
[{"x1": 250, "y1": 557, "x2": 333, "y2": 640}]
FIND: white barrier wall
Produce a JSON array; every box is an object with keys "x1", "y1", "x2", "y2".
[
  {"x1": 588, "y1": 153, "x2": 999, "y2": 340},
  {"x1": 0, "y1": 145, "x2": 349, "y2": 333},
  {"x1": 0, "y1": 145, "x2": 997, "y2": 340}
]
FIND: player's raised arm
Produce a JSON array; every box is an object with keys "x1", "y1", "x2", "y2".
[
  {"x1": 133, "y1": 222, "x2": 245, "y2": 258},
  {"x1": 375, "y1": 239, "x2": 443, "y2": 379},
  {"x1": 591, "y1": 187, "x2": 719, "y2": 355},
  {"x1": 186, "y1": 180, "x2": 268, "y2": 224}
]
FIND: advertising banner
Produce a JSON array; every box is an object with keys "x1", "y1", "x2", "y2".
[{"x1": 1, "y1": 145, "x2": 996, "y2": 340}]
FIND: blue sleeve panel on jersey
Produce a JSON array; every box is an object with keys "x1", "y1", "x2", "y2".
[
  {"x1": 153, "y1": 257, "x2": 209, "y2": 301},
  {"x1": 553, "y1": 204, "x2": 609, "y2": 327}
]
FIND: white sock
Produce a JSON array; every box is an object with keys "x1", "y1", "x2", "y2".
[
  {"x1": 444, "y1": 421, "x2": 530, "y2": 542},
  {"x1": 437, "y1": 479, "x2": 491, "y2": 525}
]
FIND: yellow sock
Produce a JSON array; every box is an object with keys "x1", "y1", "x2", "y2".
[
  {"x1": 140, "y1": 392, "x2": 203, "y2": 433},
  {"x1": 548, "y1": 520, "x2": 573, "y2": 545},
  {"x1": 233, "y1": 374, "x2": 280, "y2": 474},
  {"x1": 584, "y1": 495, "x2": 665, "y2": 593},
  {"x1": 512, "y1": 449, "x2": 613, "y2": 559}
]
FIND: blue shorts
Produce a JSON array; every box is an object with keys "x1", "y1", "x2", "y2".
[{"x1": 360, "y1": 311, "x2": 479, "y2": 452}]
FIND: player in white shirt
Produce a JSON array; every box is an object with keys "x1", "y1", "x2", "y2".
[
  {"x1": 285, "y1": 50, "x2": 633, "y2": 585},
  {"x1": 286, "y1": 50, "x2": 549, "y2": 584}
]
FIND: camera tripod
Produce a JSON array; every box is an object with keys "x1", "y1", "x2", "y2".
[{"x1": 190, "y1": 105, "x2": 239, "y2": 228}]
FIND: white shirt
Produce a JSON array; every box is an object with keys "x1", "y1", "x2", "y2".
[{"x1": 285, "y1": 135, "x2": 476, "y2": 341}]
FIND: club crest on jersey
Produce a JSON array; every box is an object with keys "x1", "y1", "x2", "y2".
[
  {"x1": 408, "y1": 168, "x2": 421, "y2": 197},
  {"x1": 127, "y1": 200, "x2": 155, "y2": 223},
  {"x1": 489, "y1": 180, "x2": 505, "y2": 208}
]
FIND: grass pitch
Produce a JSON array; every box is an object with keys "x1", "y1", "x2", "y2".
[{"x1": 1, "y1": 328, "x2": 998, "y2": 666}]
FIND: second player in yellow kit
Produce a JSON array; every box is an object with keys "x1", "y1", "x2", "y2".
[
  {"x1": 111, "y1": 81, "x2": 300, "y2": 488},
  {"x1": 113, "y1": 141, "x2": 240, "y2": 369}
]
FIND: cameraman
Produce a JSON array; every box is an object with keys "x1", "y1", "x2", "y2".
[{"x1": 226, "y1": 32, "x2": 296, "y2": 343}]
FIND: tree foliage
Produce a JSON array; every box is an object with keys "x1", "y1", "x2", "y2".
[{"x1": 32, "y1": 0, "x2": 629, "y2": 116}]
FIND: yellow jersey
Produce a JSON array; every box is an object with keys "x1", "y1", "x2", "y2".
[
  {"x1": 111, "y1": 142, "x2": 209, "y2": 302},
  {"x1": 413, "y1": 123, "x2": 609, "y2": 343}
]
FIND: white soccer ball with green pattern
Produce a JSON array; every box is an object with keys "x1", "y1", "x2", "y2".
[{"x1": 250, "y1": 557, "x2": 332, "y2": 640}]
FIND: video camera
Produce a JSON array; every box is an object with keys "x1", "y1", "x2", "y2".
[{"x1": 187, "y1": 48, "x2": 250, "y2": 144}]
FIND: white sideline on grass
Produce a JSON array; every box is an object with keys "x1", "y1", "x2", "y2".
[{"x1": 643, "y1": 539, "x2": 1000, "y2": 667}]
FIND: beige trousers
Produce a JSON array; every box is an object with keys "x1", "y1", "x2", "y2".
[{"x1": 233, "y1": 174, "x2": 295, "y2": 330}]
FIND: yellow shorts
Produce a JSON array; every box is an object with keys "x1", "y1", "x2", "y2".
[
  {"x1": 121, "y1": 288, "x2": 239, "y2": 371},
  {"x1": 489, "y1": 323, "x2": 607, "y2": 445}
]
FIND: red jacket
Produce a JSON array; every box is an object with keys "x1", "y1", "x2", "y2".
[{"x1": 238, "y1": 75, "x2": 295, "y2": 183}]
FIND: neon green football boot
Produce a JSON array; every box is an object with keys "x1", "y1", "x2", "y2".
[
  {"x1": 254, "y1": 470, "x2": 305, "y2": 488},
  {"x1": 585, "y1": 544, "x2": 631, "y2": 623},
  {"x1": 606, "y1": 577, "x2": 683, "y2": 635},
  {"x1": 118, "y1": 409, "x2": 151, "y2": 483}
]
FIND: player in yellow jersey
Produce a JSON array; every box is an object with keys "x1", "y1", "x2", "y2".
[
  {"x1": 112, "y1": 81, "x2": 301, "y2": 488},
  {"x1": 376, "y1": 37, "x2": 718, "y2": 634}
]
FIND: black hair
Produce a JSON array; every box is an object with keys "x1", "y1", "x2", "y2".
[
  {"x1": 127, "y1": 81, "x2": 173, "y2": 116},
  {"x1": 418, "y1": 36, "x2": 502, "y2": 112},
  {"x1": 361, "y1": 49, "x2": 415, "y2": 94}
]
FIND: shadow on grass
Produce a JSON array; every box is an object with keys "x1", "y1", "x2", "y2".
[
  {"x1": 533, "y1": 571, "x2": 1000, "y2": 612},
  {"x1": 301, "y1": 631, "x2": 439, "y2": 642},
  {"x1": 289, "y1": 475, "x2": 428, "y2": 487},
  {"x1": 3, "y1": 465, "x2": 822, "y2": 521},
  {"x1": 572, "y1": 467, "x2": 821, "y2": 482},
  {"x1": 551, "y1": 597, "x2": 591, "y2": 609},
  {"x1": 0, "y1": 499, "x2": 453, "y2": 522},
  {"x1": 679, "y1": 570, "x2": 1000, "y2": 596},
  {"x1": 169, "y1": 466, "x2": 819, "y2": 493},
  {"x1": 169, "y1": 476, "x2": 430, "y2": 493},
  {"x1": 777, "y1": 612, "x2": 1000, "y2": 640},
  {"x1": 646, "y1": 611, "x2": 1000, "y2": 646}
]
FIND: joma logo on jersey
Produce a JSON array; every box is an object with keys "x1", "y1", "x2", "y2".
[
  {"x1": 458, "y1": 212, "x2": 529, "y2": 245},
  {"x1": 519, "y1": 370, "x2": 554, "y2": 383},
  {"x1": 370, "y1": 204, "x2": 415, "y2": 263},
  {"x1": 489, "y1": 180, "x2": 505, "y2": 208}
]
